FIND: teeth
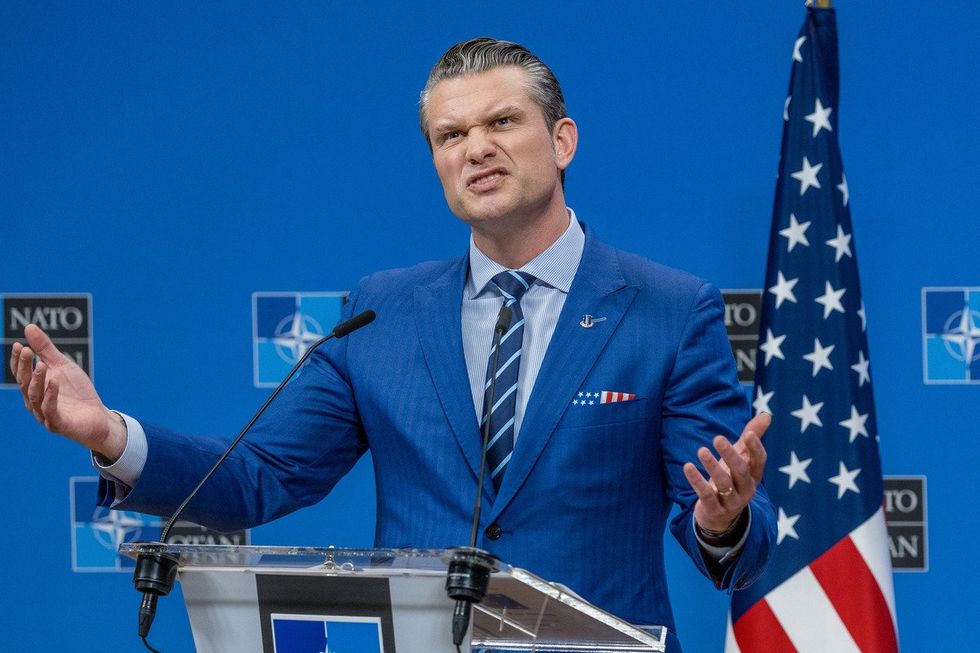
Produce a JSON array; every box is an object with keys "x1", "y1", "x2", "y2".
[{"x1": 472, "y1": 172, "x2": 501, "y2": 185}]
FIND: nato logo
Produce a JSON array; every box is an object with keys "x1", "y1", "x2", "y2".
[
  {"x1": 70, "y1": 476, "x2": 162, "y2": 572},
  {"x1": 722, "y1": 290, "x2": 762, "y2": 385},
  {"x1": 252, "y1": 292, "x2": 348, "y2": 388},
  {"x1": 922, "y1": 287, "x2": 980, "y2": 384},
  {"x1": 2, "y1": 293, "x2": 93, "y2": 386},
  {"x1": 271, "y1": 615, "x2": 383, "y2": 653}
]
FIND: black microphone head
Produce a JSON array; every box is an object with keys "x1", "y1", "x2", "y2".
[
  {"x1": 495, "y1": 305, "x2": 512, "y2": 334},
  {"x1": 333, "y1": 310, "x2": 376, "y2": 338}
]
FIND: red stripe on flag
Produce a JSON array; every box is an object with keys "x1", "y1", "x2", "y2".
[
  {"x1": 810, "y1": 536, "x2": 898, "y2": 653},
  {"x1": 732, "y1": 598, "x2": 797, "y2": 653}
]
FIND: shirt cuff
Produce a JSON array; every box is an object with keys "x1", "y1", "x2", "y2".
[
  {"x1": 694, "y1": 509, "x2": 753, "y2": 565},
  {"x1": 91, "y1": 411, "x2": 148, "y2": 490}
]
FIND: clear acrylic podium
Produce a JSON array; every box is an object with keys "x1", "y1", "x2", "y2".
[{"x1": 119, "y1": 544, "x2": 667, "y2": 652}]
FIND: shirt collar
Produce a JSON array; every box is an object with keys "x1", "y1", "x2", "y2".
[{"x1": 466, "y1": 208, "x2": 585, "y2": 299}]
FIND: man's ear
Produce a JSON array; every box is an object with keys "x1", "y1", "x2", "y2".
[{"x1": 553, "y1": 117, "x2": 578, "y2": 170}]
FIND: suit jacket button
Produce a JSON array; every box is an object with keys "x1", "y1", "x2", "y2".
[{"x1": 484, "y1": 523, "x2": 502, "y2": 540}]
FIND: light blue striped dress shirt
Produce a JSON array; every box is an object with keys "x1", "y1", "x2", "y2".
[{"x1": 461, "y1": 212, "x2": 583, "y2": 441}]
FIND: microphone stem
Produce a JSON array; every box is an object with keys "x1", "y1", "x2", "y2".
[
  {"x1": 451, "y1": 306, "x2": 511, "y2": 648},
  {"x1": 160, "y1": 330, "x2": 335, "y2": 540},
  {"x1": 133, "y1": 311, "x2": 375, "y2": 648},
  {"x1": 469, "y1": 319, "x2": 506, "y2": 548}
]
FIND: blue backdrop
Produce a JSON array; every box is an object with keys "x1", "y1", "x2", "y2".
[{"x1": 2, "y1": 1, "x2": 978, "y2": 650}]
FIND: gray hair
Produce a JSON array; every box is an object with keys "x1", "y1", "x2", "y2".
[{"x1": 418, "y1": 37, "x2": 568, "y2": 142}]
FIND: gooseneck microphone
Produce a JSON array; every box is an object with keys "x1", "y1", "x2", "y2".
[
  {"x1": 445, "y1": 305, "x2": 512, "y2": 650},
  {"x1": 132, "y1": 309, "x2": 376, "y2": 651}
]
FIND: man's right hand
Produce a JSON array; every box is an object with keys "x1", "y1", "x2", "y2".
[{"x1": 10, "y1": 324, "x2": 127, "y2": 461}]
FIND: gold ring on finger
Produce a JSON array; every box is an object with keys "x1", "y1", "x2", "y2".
[{"x1": 718, "y1": 487, "x2": 735, "y2": 498}]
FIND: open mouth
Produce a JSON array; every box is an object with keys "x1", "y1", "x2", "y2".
[{"x1": 467, "y1": 169, "x2": 507, "y2": 190}]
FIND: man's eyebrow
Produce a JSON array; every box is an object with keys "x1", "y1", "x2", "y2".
[
  {"x1": 431, "y1": 118, "x2": 462, "y2": 134},
  {"x1": 488, "y1": 104, "x2": 525, "y2": 119}
]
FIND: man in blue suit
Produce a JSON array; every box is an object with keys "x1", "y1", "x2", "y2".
[{"x1": 12, "y1": 38, "x2": 775, "y2": 649}]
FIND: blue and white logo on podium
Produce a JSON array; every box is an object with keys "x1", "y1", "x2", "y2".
[
  {"x1": 271, "y1": 614, "x2": 383, "y2": 653},
  {"x1": 252, "y1": 292, "x2": 347, "y2": 388},
  {"x1": 922, "y1": 287, "x2": 980, "y2": 384},
  {"x1": 70, "y1": 476, "x2": 163, "y2": 572}
]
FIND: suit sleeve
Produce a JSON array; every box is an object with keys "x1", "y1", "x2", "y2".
[
  {"x1": 99, "y1": 291, "x2": 370, "y2": 531},
  {"x1": 660, "y1": 282, "x2": 777, "y2": 591}
]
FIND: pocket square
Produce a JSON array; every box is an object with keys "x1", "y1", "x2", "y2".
[{"x1": 572, "y1": 390, "x2": 637, "y2": 406}]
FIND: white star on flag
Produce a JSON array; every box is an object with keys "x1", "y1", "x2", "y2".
[
  {"x1": 759, "y1": 328, "x2": 787, "y2": 365},
  {"x1": 779, "y1": 213, "x2": 812, "y2": 251},
  {"x1": 784, "y1": 95, "x2": 792, "y2": 121},
  {"x1": 753, "y1": 387, "x2": 775, "y2": 416},
  {"x1": 802, "y1": 337, "x2": 835, "y2": 377},
  {"x1": 793, "y1": 36, "x2": 806, "y2": 62},
  {"x1": 837, "y1": 173, "x2": 849, "y2": 206},
  {"x1": 825, "y1": 224, "x2": 853, "y2": 262},
  {"x1": 776, "y1": 507, "x2": 801, "y2": 544},
  {"x1": 768, "y1": 271, "x2": 799, "y2": 308},
  {"x1": 791, "y1": 156, "x2": 823, "y2": 195},
  {"x1": 779, "y1": 451, "x2": 812, "y2": 488},
  {"x1": 815, "y1": 281, "x2": 846, "y2": 319},
  {"x1": 804, "y1": 97, "x2": 833, "y2": 137},
  {"x1": 791, "y1": 394, "x2": 824, "y2": 433},
  {"x1": 851, "y1": 350, "x2": 871, "y2": 387},
  {"x1": 839, "y1": 405, "x2": 870, "y2": 443},
  {"x1": 828, "y1": 461, "x2": 861, "y2": 498},
  {"x1": 858, "y1": 301, "x2": 867, "y2": 332}
]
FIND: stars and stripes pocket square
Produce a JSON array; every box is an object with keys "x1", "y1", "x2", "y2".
[
  {"x1": 571, "y1": 390, "x2": 638, "y2": 407},
  {"x1": 562, "y1": 390, "x2": 647, "y2": 429}
]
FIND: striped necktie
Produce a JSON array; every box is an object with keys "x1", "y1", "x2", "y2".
[{"x1": 482, "y1": 270, "x2": 535, "y2": 491}]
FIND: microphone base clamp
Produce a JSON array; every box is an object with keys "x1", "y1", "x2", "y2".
[{"x1": 133, "y1": 542, "x2": 179, "y2": 639}]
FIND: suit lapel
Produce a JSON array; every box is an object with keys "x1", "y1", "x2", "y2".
[
  {"x1": 414, "y1": 258, "x2": 487, "y2": 486},
  {"x1": 489, "y1": 230, "x2": 638, "y2": 517}
]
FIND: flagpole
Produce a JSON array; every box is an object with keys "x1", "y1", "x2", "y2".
[{"x1": 806, "y1": 0, "x2": 833, "y2": 7}]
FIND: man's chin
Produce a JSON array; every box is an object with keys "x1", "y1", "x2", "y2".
[{"x1": 455, "y1": 200, "x2": 518, "y2": 227}]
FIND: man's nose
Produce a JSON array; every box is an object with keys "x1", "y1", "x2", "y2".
[{"x1": 466, "y1": 129, "x2": 496, "y2": 163}]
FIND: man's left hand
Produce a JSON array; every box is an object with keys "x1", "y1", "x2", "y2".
[{"x1": 682, "y1": 412, "x2": 771, "y2": 533}]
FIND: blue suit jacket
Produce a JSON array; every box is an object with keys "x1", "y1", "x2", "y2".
[{"x1": 109, "y1": 226, "x2": 776, "y2": 648}]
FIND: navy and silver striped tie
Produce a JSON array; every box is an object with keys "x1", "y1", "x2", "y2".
[{"x1": 482, "y1": 270, "x2": 535, "y2": 491}]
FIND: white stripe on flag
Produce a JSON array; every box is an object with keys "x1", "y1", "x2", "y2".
[
  {"x1": 725, "y1": 612, "x2": 742, "y2": 653},
  {"x1": 850, "y1": 507, "x2": 899, "y2": 629},
  {"x1": 768, "y1": 565, "x2": 861, "y2": 652}
]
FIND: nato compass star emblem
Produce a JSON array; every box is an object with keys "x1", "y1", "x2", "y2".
[
  {"x1": 941, "y1": 306, "x2": 980, "y2": 364},
  {"x1": 253, "y1": 292, "x2": 348, "y2": 387},
  {"x1": 89, "y1": 507, "x2": 149, "y2": 552},
  {"x1": 922, "y1": 287, "x2": 980, "y2": 384},
  {"x1": 70, "y1": 476, "x2": 163, "y2": 571},
  {"x1": 272, "y1": 311, "x2": 326, "y2": 364}
]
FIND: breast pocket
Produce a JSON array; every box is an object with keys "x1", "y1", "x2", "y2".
[{"x1": 559, "y1": 396, "x2": 651, "y2": 429}]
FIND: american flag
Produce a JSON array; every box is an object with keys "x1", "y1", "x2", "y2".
[{"x1": 727, "y1": 8, "x2": 899, "y2": 652}]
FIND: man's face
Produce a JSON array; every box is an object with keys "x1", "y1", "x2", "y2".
[{"x1": 426, "y1": 66, "x2": 574, "y2": 230}]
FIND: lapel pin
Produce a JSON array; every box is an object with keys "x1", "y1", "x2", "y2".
[{"x1": 580, "y1": 314, "x2": 607, "y2": 329}]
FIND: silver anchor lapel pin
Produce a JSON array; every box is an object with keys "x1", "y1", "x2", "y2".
[{"x1": 580, "y1": 314, "x2": 607, "y2": 329}]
